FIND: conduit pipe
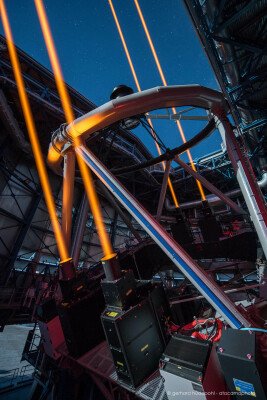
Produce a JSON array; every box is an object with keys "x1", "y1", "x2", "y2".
[
  {"x1": 48, "y1": 85, "x2": 227, "y2": 174},
  {"x1": 215, "y1": 115, "x2": 267, "y2": 259},
  {"x1": 165, "y1": 172, "x2": 267, "y2": 211},
  {"x1": 165, "y1": 189, "x2": 241, "y2": 211},
  {"x1": 174, "y1": 155, "x2": 245, "y2": 214},
  {"x1": 258, "y1": 172, "x2": 267, "y2": 189}
]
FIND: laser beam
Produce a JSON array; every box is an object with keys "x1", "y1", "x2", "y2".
[
  {"x1": 108, "y1": 0, "x2": 179, "y2": 208},
  {"x1": 35, "y1": 0, "x2": 113, "y2": 257},
  {"x1": 133, "y1": 0, "x2": 206, "y2": 201},
  {"x1": 0, "y1": 0, "x2": 69, "y2": 261}
]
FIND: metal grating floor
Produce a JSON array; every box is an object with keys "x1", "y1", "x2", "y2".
[
  {"x1": 136, "y1": 375, "x2": 168, "y2": 400},
  {"x1": 60, "y1": 341, "x2": 168, "y2": 399}
]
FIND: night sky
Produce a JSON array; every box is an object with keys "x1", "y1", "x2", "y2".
[{"x1": 0, "y1": 0, "x2": 222, "y2": 160}]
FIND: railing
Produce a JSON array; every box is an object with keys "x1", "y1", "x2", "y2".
[
  {"x1": 0, "y1": 287, "x2": 27, "y2": 308},
  {"x1": 19, "y1": 364, "x2": 35, "y2": 383},
  {"x1": 0, "y1": 368, "x2": 19, "y2": 390},
  {"x1": 0, "y1": 364, "x2": 34, "y2": 391},
  {"x1": 22, "y1": 327, "x2": 43, "y2": 371},
  {"x1": 0, "y1": 281, "x2": 57, "y2": 313}
]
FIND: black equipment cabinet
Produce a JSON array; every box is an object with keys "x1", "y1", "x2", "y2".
[
  {"x1": 199, "y1": 215, "x2": 222, "y2": 242},
  {"x1": 57, "y1": 288, "x2": 105, "y2": 358},
  {"x1": 101, "y1": 299, "x2": 164, "y2": 388},
  {"x1": 160, "y1": 334, "x2": 230, "y2": 400},
  {"x1": 217, "y1": 329, "x2": 267, "y2": 399},
  {"x1": 160, "y1": 334, "x2": 211, "y2": 386}
]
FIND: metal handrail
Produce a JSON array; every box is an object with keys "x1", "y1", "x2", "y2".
[
  {"x1": 0, "y1": 368, "x2": 19, "y2": 389},
  {"x1": 0, "y1": 364, "x2": 34, "y2": 391},
  {"x1": 0, "y1": 287, "x2": 27, "y2": 306},
  {"x1": 19, "y1": 364, "x2": 34, "y2": 383}
]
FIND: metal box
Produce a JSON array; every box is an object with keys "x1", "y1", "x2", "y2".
[
  {"x1": 102, "y1": 299, "x2": 164, "y2": 387},
  {"x1": 39, "y1": 316, "x2": 65, "y2": 360},
  {"x1": 57, "y1": 288, "x2": 105, "y2": 358},
  {"x1": 160, "y1": 334, "x2": 229, "y2": 400},
  {"x1": 101, "y1": 269, "x2": 136, "y2": 309},
  {"x1": 217, "y1": 329, "x2": 267, "y2": 399}
]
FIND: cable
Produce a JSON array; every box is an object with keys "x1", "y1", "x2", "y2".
[
  {"x1": 140, "y1": 119, "x2": 166, "y2": 152},
  {"x1": 141, "y1": 118, "x2": 167, "y2": 151},
  {"x1": 112, "y1": 118, "x2": 215, "y2": 175},
  {"x1": 133, "y1": 0, "x2": 206, "y2": 201},
  {"x1": 240, "y1": 327, "x2": 267, "y2": 334}
]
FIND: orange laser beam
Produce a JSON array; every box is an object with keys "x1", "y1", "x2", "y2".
[
  {"x1": 0, "y1": 0, "x2": 69, "y2": 261},
  {"x1": 108, "y1": 0, "x2": 141, "y2": 92},
  {"x1": 34, "y1": 0, "x2": 113, "y2": 257},
  {"x1": 108, "y1": 0, "x2": 179, "y2": 208},
  {"x1": 133, "y1": 0, "x2": 206, "y2": 201}
]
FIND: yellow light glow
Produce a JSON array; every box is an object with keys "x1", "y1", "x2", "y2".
[
  {"x1": 108, "y1": 0, "x2": 179, "y2": 208},
  {"x1": 72, "y1": 111, "x2": 115, "y2": 137},
  {"x1": 35, "y1": 0, "x2": 113, "y2": 257},
  {"x1": 133, "y1": 0, "x2": 206, "y2": 201},
  {"x1": 0, "y1": 0, "x2": 69, "y2": 261},
  {"x1": 47, "y1": 145, "x2": 62, "y2": 165}
]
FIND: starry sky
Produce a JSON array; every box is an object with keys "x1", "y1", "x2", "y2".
[{"x1": 0, "y1": 0, "x2": 222, "y2": 160}]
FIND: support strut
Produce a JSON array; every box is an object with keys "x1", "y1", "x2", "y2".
[{"x1": 76, "y1": 144, "x2": 250, "y2": 329}]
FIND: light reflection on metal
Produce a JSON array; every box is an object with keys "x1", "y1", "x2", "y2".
[
  {"x1": 48, "y1": 85, "x2": 228, "y2": 173},
  {"x1": 107, "y1": 0, "x2": 179, "y2": 208},
  {"x1": 133, "y1": 0, "x2": 206, "y2": 201},
  {"x1": 0, "y1": 0, "x2": 69, "y2": 261},
  {"x1": 62, "y1": 151, "x2": 75, "y2": 250},
  {"x1": 34, "y1": 0, "x2": 113, "y2": 257}
]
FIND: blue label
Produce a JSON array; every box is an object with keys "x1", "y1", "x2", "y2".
[{"x1": 233, "y1": 378, "x2": 256, "y2": 397}]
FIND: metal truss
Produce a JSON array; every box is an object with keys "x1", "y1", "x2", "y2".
[
  {"x1": 183, "y1": 0, "x2": 267, "y2": 176},
  {"x1": 0, "y1": 33, "x2": 158, "y2": 285}
]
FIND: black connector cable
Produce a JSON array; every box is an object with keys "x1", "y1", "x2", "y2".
[
  {"x1": 111, "y1": 118, "x2": 216, "y2": 175},
  {"x1": 140, "y1": 117, "x2": 167, "y2": 152}
]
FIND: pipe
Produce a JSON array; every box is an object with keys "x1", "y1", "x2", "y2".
[
  {"x1": 101, "y1": 252, "x2": 121, "y2": 281},
  {"x1": 165, "y1": 189, "x2": 241, "y2": 211},
  {"x1": 165, "y1": 172, "x2": 267, "y2": 211},
  {"x1": 258, "y1": 172, "x2": 267, "y2": 189},
  {"x1": 62, "y1": 151, "x2": 75, "y2": 251},
  {"x1": 216, "y1": 115, "x2": 267, "y2": 259},
  {"x1": 174, "y1": 155, "x2": 245, "y2": 214},
  {"x1": 48, "y1": 85, "x2": 226, "y2": 173},
  {"x1": 170, "y1": 283, "x2": 261, "y2": 305},
  {"x1": 77, "y1": 144, "x2": 250, "y2": 329}
]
